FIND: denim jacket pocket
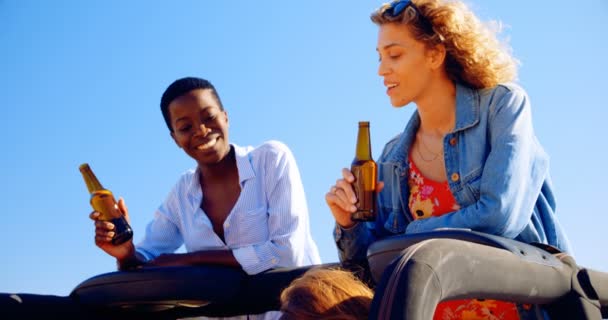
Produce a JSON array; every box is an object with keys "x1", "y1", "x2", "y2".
[{"x1": 461, "y1": 167, "x2": 482, "y2": 204}]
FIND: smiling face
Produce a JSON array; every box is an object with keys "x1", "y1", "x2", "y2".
[
  {"x1": 377, "y1": 23, "x2": 440, "y2": 107},
  {"x1": 169, "y1": 89, "x2": 230, "y2": 166}
]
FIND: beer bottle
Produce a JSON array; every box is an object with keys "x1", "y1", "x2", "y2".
[
  {"x1": 350, "y1": 121, "x2": 377, "y2": 222},
  {"x1": 79, "y1": 163, "x2": 133, "y2": 245}
]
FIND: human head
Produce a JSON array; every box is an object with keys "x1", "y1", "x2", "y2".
[
  {"x1": 163, "y1": 80, "x2": 230, "y2": 166},
  {"x1": 371, "y1": 0, "x2": 518, "y2": 89},
  {"x1": 279, "y1": 268, "x2": 374, "y2": 320},
  {"x1": 160, "y1": 77, "x2": 224, "y2": 132}
]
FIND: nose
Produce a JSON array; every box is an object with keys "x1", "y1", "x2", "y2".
[
  {"x1": 195, "y1": 123, "x2": 211, "y2": 136},
  {"x1": 378, "y1": 59, "x2": 390, "y2": 77}
]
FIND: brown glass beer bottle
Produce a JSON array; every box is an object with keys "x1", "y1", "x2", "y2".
[
  {"x1": 79, "y1": 163, "x2": 133, "y2": 245},
  {"x1": 350, "y1": 121, "x2": 377, "y2": 222}
]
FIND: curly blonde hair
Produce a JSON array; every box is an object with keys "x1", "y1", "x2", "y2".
[
  {"x1": 279, "y1": 268, "x2": 374, "y2": 320},
  {"x1": 371, "y1": 0, "x2": 518, "y2": 89}
]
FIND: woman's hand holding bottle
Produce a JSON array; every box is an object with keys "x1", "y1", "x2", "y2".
[
  {"x1": 326, "y1": 168, "x2": 384, "y2": 228},
  {"x1": 89, "y1": 198, "x2": 136, "y2": 262}
]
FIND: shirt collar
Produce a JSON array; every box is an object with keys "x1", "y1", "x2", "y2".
[
  {"x1": 189, "y1": 143, "x2": 256, "y2": 195},
  {"x1": 232, "y1": 143, "x2": 256, "y2": 185}
]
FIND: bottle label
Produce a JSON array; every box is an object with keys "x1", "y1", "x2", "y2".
[
  {"x1": 351, "y1": 163, "x2": 377, "y2": 221},
  {"x1": 90, "y1": 191, "x2": 123, "y2": 220}
]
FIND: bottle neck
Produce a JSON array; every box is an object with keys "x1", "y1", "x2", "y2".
[
  {"x1": 79, "y1": 164, "x2": 104, "y2": 193},
  {"x1": 354, "y1": 125, "x2": 372, "y2": 161}
]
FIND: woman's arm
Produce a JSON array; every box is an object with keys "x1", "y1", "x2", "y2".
[
  {"x1": 134, "y1": 186, "x2": 187, "y2": 263},
  {"x1": 144, "y1": 249, "x2": 240, "y2": 268}
]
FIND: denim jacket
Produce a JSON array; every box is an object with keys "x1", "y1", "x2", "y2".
[{"x1": 335, "y1": 83, "x2": 572, "y2": 267}]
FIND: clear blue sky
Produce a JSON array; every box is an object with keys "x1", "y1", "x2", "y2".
[{"x1": 1, "y1": 1, "x2": 607, "y2": 296}]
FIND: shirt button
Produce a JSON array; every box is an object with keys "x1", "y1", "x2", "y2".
[
  {"x1": 451, "y1": 173, "x2": 460, "y2": 182},
  {"x1": 449, "y1": 137, "x2": 457, "y2": 146},
  {"x1": 225, "y1": 223, "x2": 230, "y2": 228},
  {"x1": 271, "y1": 258, "x2": 278, "y2": 264}
]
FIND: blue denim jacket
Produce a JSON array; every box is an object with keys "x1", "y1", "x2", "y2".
[{"x1": 335, "y1": 83, "x2": 572, "y2": 266}]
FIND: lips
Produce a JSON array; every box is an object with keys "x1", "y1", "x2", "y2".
[
  {"x1": 195, "y1": 136, "x2": 218, "y2": 151},
  {"x1": 384, "y1": 79, "x2": 399, "y2": 93},
  {"x1": 385, "y1": 82, "x2": 398, "y2": 95}
]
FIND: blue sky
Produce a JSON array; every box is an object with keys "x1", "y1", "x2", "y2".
[{"x1": 1, "y1": 1, "x2": 607, "y2": 296}]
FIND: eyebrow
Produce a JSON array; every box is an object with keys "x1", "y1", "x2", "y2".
[
  {"x1": 173, "y1": 106, "x2": 216, "y2": 123},
  {"x1": 376, "y1": 43, "x2": 403, "y2": 52},
  {"x1": 174, "y1": 116, "x2": 189, "y2": 123}
]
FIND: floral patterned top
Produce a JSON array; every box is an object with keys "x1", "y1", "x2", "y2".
[{"x1": 408, "y1": 156, "x2": 534, "y2": 320}]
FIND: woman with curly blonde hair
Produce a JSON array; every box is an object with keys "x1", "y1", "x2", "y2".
[
  {"x1": 325, "y1": 0, "x2": 572, "y2": 319},
  {"x1": 279, "y1": 268, "x2": 373, "y2": 320}
]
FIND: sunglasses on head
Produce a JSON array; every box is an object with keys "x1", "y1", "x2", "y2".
[
  {"x1": 383, "y1": 0, "x2": 418, "y2": 18},
  {"x1": 382, "y1": 0, "x2": 440, "y2": 39}
]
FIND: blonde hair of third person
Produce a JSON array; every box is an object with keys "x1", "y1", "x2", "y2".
[{"x1": 279, "y1": 268, "x2": 373, "y2": 320}]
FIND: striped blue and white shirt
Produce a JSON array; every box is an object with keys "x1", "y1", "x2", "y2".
[{"x1": 136, "y1": 141, "x2": 321, "y2": 275}]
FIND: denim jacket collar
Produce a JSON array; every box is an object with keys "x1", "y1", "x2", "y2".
[
  {"x1": 384, "y1": 83, "x2": 479, "y2": 166},
  {"x1": 454, "y1": 84, "x2": 480, "y2": 133}
]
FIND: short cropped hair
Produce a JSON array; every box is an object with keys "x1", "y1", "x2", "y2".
[{"x1": 160, "y1": 77, "x2": 224, "y2": 131}]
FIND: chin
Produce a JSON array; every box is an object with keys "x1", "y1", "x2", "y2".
[
  {"x1": 390, "y1": 98, "x2": 409, "y2": 108},
  {"x1": 205, "y1": 145, "x2": 231, "y2": 164}
]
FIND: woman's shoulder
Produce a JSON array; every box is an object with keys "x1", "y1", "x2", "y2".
[
  {"x1": 257, "y1": 140, "x2": 292, "y2": 153},
  {"x1": 236, "y1": 140, "x2": 295, "y2": 165},
  {"x1": 245, "y1": 140, "x2": 293, "y2": 156},
  {"x1": 162, "y1": 168, "x2": 197, "y2": 200},
  {"x1": 479, "y1": 82, "x2": 529, "y2": 102},
  {"x1": 476, "y1": 82, "x2": 531, "y2": 116},
  {"x1": 174, "y1": 168, "x2": 197, "y2": 186}
]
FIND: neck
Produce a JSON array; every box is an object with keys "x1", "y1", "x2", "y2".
[
  {"x1": 199, "y1": 145, "x2": 237, "y2": 183},
  {"x1": 415, "y1": 76, "x2": 457, "y2": 136}
]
